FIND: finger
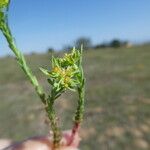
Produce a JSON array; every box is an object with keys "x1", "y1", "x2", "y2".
[
  {"x1": 62, "y1": 130, "x2": 81, "y2": 147},
  {"x1": 10, "y1": 137, "x2": 53, "y2": 150},
  {"x1": 60, "y1": 147, "x2": 79, "y2": 150},
  {"x1": 0, "y1": 139, "x2": 13, "y2": 149}
]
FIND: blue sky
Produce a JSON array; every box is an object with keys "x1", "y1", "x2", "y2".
[{"x1": 0, "y1": 0, "x2": 150, "y2": 56}]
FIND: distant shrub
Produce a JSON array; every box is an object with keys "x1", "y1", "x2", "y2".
[
  {"x1": 110, "y1": 39, "x2": 122, "y2": 48},
  {"x1": 62, "y1": 45, "x2": 73, "y2": 51},
  {"x1": 75, "y1": 37, "x2": 92, "y2": 50},
  {"x1": 47, "y1": 47, "x2": 54, "y2": 53}
]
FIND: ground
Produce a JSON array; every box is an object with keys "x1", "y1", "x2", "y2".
[{"x1": 0, "y1": 45, "x2": 150, "y2": 150}]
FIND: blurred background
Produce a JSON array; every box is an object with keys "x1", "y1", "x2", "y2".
[{"x1": 0, "y1": 0, "x2": 150, "y2": 149}]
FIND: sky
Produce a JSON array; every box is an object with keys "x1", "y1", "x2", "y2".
[{"x1": 0, "y1": 0, "x2": 150, "y2": 56}]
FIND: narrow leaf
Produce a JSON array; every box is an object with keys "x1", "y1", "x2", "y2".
[{"x1": 40, "y1": 67, "x2": 50, "y2": 76}]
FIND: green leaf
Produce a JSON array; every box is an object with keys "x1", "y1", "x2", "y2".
[
  {"x1": 68, "y1": 87, "x2": 76, "y2": 92},
  {"x1": 47, "y1": 78, "x2": 53, "y2": 85},
  {"x1": 0, "y1": 11, "x2": 4, "y2": 21},
  {"x1": 40, "y1": 67, "x2": 50, "y2": 76}
]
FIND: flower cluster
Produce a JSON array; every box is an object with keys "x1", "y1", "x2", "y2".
[
  {"x1": 41, "y1": 48, "x2": 82, "y2": 92},
  {"x1": 0, "y1": 0, "x2": 9, "y2": 26},
  {"x1": 0, "y1": 0, "x2": 9, "y2": 8}
]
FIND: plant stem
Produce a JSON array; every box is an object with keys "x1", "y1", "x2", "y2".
[
  {"x1": 70, "y1": 47, "x2": 85, "y2": 144},
  {"x1": 0, "y1": 18, "x2": 62, "y2": 148},
  {"x1": 45, "y1": 96, "x2": 62, "y2": 148},
  {"x1": 70, "y1": 81, "x2": 85, "y2": 144},
  {"x1": 67, "y1": 122, "x2": 80, "y2": 146},
  {"x1": 74, "y1": 86, "x2": 85, "y2": 123},
  {"x1": 0, "y1": 20, "x2": 46, "y2": 104}
]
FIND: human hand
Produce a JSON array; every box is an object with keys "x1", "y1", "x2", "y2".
[{"x1": 1, "y1": 130, "x2": 80, "y2": 150}]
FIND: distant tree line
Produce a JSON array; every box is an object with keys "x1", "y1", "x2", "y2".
[
  {"x1": 47, "y1": 37, "x2": 132, "y2": 53},
  {"x1": 94, "y1": 39, "x2": 132, "y2": 49}
]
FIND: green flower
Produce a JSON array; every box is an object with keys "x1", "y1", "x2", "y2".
[
  {"x1": 0, "y1": 0, "x2": 9, "y2": 8},
  {"x1": 40, "y1": 48, "x2": 81, "y2": 91},
  {"x1": 59, "y1": 48, "x2": 80, "y2": 67},
  {"x1": 0, "y1": 0, "x2": 9, "y2": 23}
]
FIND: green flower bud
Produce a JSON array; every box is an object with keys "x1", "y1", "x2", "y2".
[
  {"x1": 0, "y1": 0, "x2": 9, "y2": 8},
  {"x1": 40, "y1": 48, "x2": 81, "y2": 91}
]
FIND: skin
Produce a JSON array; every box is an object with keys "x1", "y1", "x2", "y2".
[{"x1": 0, "y1": 130, "x2": 80, "y2": 150}]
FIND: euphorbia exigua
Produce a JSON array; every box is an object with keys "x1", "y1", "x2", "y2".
[{"x1": 0, "y1": 0, "x2": 85, "y2": 149}]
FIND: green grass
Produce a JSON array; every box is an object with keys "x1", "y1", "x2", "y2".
[{"x1": 0, "y1": 45, "x2": 150, "y2": 149}]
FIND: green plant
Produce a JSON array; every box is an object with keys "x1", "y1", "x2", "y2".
[{"x1": 0, "y1": 0, "x2": 85, "y2": 149}]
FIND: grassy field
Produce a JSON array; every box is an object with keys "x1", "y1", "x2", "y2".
[{"x1": 0, "y1": 45, "x2": 150, "y2": 150}]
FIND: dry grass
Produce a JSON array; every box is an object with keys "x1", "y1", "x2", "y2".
[{"x1": 0, "y1": 45, "x2": 150, "y2": 149}]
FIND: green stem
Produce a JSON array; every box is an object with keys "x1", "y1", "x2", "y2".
[
  {"x1": 45, "y1": 96, "x2": 62, "y2": 148},
  {"x1": 74, "y1": 85, "x2": 85, "y2": 124},
  {"x1": 0, "y1": 17, "x2": 62, "y2": 148},
  {"x1": 0, "y1": 20, "x2": 46, "y2": 104},
  {"x1": 72, "y1": 48, "x2": 85, "y2": 141},
  {"x1": 69, "y1": 84, "x2": 84, "y2": 146},
  {"x1": 74, "y1": 48, "x2": 85, "y2": 124}
]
